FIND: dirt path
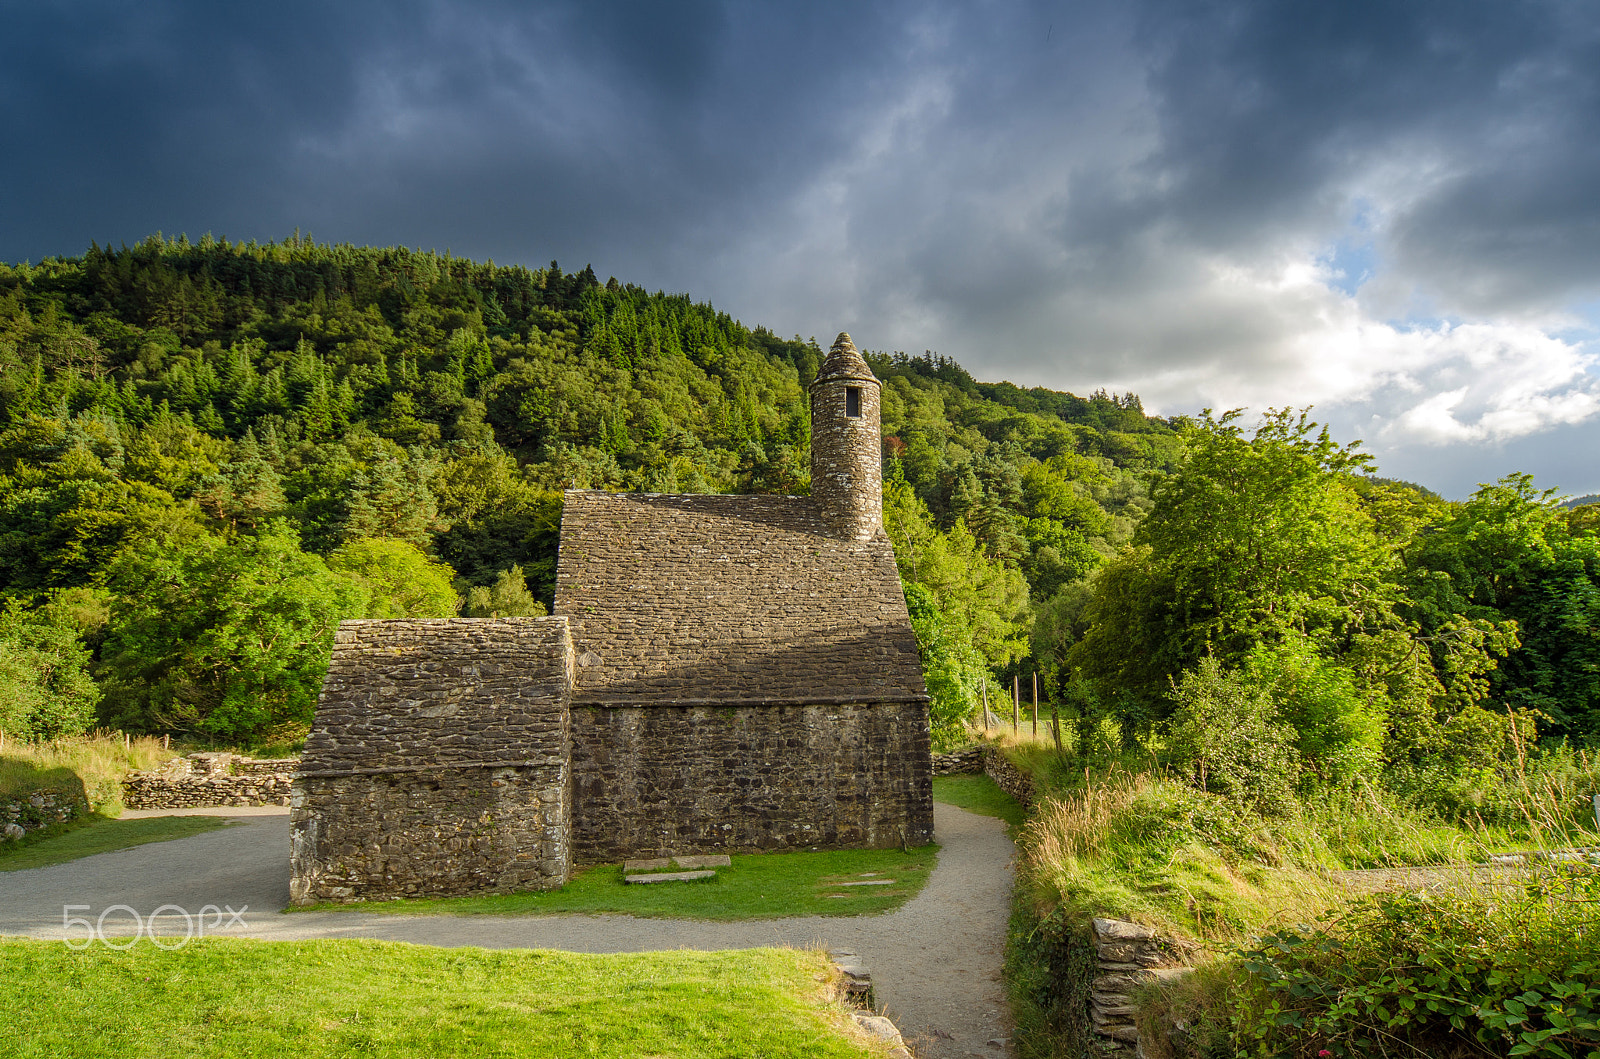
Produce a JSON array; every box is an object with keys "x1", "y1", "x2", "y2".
[{"x1": 0, "y1": 802, "x2": 1015, "y2": 1057}]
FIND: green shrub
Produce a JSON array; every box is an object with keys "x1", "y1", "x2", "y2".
[
  {"x1": 1167, "y1": 657, "x2": 1299, "y2": 814},
  {"x1": 0, "y1": 597, "x2": 101, "y2": 740},
  {"x1": 1202, "y1": 866, "x2": 1600, "y2": 1059},
  {"x1": 1242, "y1": 634, "x2": 1386, "y2": 786}
]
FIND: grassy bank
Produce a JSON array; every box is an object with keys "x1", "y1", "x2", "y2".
[
  {"x1": 303, "y1": 844, "x2": 939, "y2": 920},
  {"x1": 0, "y1": 732, "x2": 175, "y2": 818},
  {"x1": 0, "y1": 938, "x2": 883, "y2": 1059},
  {"x1": 981, "y1": 735, "x2": 1600, "y2": 1057},
  {"x1": 1011, "y1": 751, "x2": 1600, "y2": 944},
  {"x1": 0, "y1": 816, "x2": 233, "y2": 872}
]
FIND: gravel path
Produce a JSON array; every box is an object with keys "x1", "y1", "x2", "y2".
[{"x1": 0, "y1": 801, "x2": 1015, "y2": 1057}]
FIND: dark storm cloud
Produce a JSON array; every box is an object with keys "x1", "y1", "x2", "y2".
[
  {"x1": 3, "y1": 0, "x2": 1598, "y2": 494},
  {"x1": 1129, "y1": 0, "x2": 1600, "y2": 313},
  {"x1": 0, "y1": 0, "x2": 901, "y2": 272}
]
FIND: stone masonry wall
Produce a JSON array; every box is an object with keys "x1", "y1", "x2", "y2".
[
  {"x1": 568, "y1": 701, "x2": 934, "y2": 862},
  {"x1": 290, "y1": 617, "x2": 573, "y2": 904},
  {"x1": 931, "y1": 746, "x2": 985, "y2": 775},
  {"x1": 1088, "y1": 918, "x2": 1195, "y2": 1053},
  {"x1": 292, "y1": 765, "x2": 567, "y2": 903},
  {"x1": 123, "y1": 771, "x2": 294, "y2": 810},
  {"x1": 983, "y1": 746, "x2": 1037, "y2": 809},
  {"x1": 122, "y1": 752, "x2": 301, "y2": 810}
]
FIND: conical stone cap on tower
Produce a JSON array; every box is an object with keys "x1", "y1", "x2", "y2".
[
  {"x1": 809, "y1": 332, "x2": 883, "y2": 540},
  {"x1": 813, "y1": 332, "x2": 877, "y2": 386}
]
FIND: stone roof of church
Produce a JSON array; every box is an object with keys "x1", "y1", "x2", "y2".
[
  {"x1": 301, "y1": 617, "x2": 573, "y2": 775},
  {"x1": 552, "y1": 491, "x2": 928, "y2": 706}
]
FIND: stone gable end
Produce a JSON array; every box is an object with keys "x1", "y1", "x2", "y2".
[{"x1": 290, "y1": 618, "x2": 573, "y2": 905}]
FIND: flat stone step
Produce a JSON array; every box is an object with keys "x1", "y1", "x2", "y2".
[
  {"x1": 837, "y1": 879, "x2": 896, "y2": 887},
  {"x1": 624, "y1": 870, "x2": 716, "y2": 884},
  {"x1": 623, "y1": 854, "x2": 733, "y2": 872},
  {"x1": 624, "y1": 858, "x2": 672, "y2": 872}
]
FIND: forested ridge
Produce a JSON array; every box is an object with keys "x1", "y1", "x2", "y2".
[{"x1": 1, "y1": 235, "x2": 1596, "y2": 780}]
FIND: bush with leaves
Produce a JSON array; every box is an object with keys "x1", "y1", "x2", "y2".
[
  {"x1": 903, "y1": 581, "x2": 988, "y2": 748},
  {"x1": 0, "y1": 594, "x2": 101, "y2": 739},
  {"x1": 328, "y1": 537, "x2": 459, "y2": 618},
  {"x1": 98, "y1": 521, "x2": 366, "y2": 743},
  {"x1": 1204, "y1": 866, "x2": 1600, "y2": 1059},
  {"x1": 461, "y1": 564, "x2": 547, "y2": 618},
  {"x1": 1166, "y1": 656, "x2": 1300, "y2": 814}
]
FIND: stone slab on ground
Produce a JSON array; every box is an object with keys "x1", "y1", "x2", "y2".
[
  {"x1": 623, "y1": 857, "x2": 672, "y2": 872},
  {"x1": 623, "y1": 870, "x2": 715, "y2": 884},
  {"x1": 673, "y1": 854, "x2": 731, "y2": 869}
]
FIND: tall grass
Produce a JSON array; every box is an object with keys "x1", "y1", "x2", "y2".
[
  {"x1": 1015, "y1": 755, "x2": 1600, "y2": 945},
  {"x1": 1140, "y1": 863, "x2": 1600, "y2": 1059},
  {"x1": 0, "y1": 730, "x2": 176, "y2": 816}
]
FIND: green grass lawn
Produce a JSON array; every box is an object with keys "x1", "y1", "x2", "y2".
[
  {"x1": 0, "y1": 937, "x2": 877, "y2": 1059},
  {"x1": 932, "y1": 773, "x2": 1028, "y2": 829},
  {"x1": 0, "y1": 815, "x2": 233, "y2": 872},
  {"x1": 303, "y1": 844, "x2": 939, "y2": 919}
]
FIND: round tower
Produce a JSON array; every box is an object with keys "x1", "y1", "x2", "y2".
[{"x1": 809, "y1": 332, "x2": 883, "y2": 540}]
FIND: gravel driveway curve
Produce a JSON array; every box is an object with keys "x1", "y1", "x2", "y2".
[{"x1": 0, "y1": 801, "x2": 1015, "y2": 1057}]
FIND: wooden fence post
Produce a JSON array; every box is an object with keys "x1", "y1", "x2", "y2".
[{"x1": 1032, "y1": 672, "x2": 1039, "y2": 736}]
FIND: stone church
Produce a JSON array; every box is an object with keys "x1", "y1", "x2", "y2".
[{"x1": 289, "y1": 334, "x2": 934, "y2": 904}]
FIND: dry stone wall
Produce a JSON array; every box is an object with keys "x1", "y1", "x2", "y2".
[
  {"x1": 1088, "y1": 918, "x2": 1195, "y2": 1053},
  {"x1": 123, "y1": 771, "x2": 294, "y2": 809},
  {"x1": 931, "y1": 746, "x2": 984, "y2": 775},
  {"x1": 121, "y1": 752, "x2": 300, "y2": 810},
  {"x1": 568, "y1": 701, "x2": 935, "y2": 862},
  {"x1": 983, "y1": 747, "x2": 1037, "y2": 809},
  {"x1": 290, "y1": 617, "x2": 573, "y2": 905},
  {"x1": 3, "y1": 789, "x2": 85, "y2": 842}
]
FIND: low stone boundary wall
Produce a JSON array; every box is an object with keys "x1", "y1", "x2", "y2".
[
  {"x1": 931, "y1": 746, "x2": 984, "y2": 775},
  {"x1": 123, "y1": 772, "x2": 295, "y2": 810},
  {"x1": 1088, "y1": 918, "x2": 1194, "y2": 1053},
  {"x1": 121, "y1": 752, "x2": 300, "y2": 811},
  {"x1": 3, "y1": 789, "x2": 86, "y2": 842},
  {"x1": 983, "y1": 746, "x2": 1036, "y2": 809},
  {"x1": 232, "y1": 757, "x2": 301, "y2": 777}
]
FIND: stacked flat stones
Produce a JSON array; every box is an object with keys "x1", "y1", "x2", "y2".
[
  {"x1": 622, "y1": 853, "x2": 731, "y2": 884},
  {"x1": 1089, "y1": 918, "x2": 1194, "y2": 1052},
  {"x1": 122, "y1": 752, "x2": 298, "y2": 810}
]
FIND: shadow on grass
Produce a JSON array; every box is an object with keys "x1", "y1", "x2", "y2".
[{"x1": 0, "y1": 815, "x2": 234, "y2": 872}]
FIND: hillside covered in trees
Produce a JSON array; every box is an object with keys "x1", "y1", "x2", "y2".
[
  {"x1": 0, "y1": 235, "x2": 1177, "y2": 744},
  {"x1": 2, "y1": 236, "x2": 1596, "y2": 781}
]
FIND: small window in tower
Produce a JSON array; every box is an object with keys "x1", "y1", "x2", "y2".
[{"x1": 846, "y1": 386, "x2": 861, "y2": 418}]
